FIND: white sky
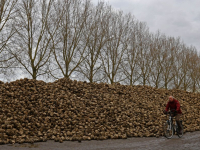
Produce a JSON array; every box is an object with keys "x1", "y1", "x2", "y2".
[{"x1": 91, "y1": 0, "x2": 200, "y2": 52}]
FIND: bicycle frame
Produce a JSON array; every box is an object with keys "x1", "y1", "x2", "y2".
[
  {"x1": 164, "y1": 110, "x2": 183, "y2": 138},
  {"x1": 167, "y1": 115, "x2": 173, "y2": 130}
]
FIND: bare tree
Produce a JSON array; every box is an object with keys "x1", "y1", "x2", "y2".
[
  {"x1": 10, "y1": 0, "x2": 54, "y2": 79},
  {"x1": 187, "y1": 47, "x2": 199, "y2": 92},
  {"x1": 179, "y1": 45, "x2": 192, "y2": 91},
  {"x1": 0, "y1": 0, "x2": 18, "y2": 79},
  {"x1": 101, "y1": 11, "x2": 131, "y2": 84},
  {"x1": 148, "y1": 31, "x2": 166, "y2": 88},
  {"x1": 195, "y1": 54, "x2": 200, "y2": 92},
  {"x1": 136, "y1": 22, "x2": 153, "y2": 86},
  {"x1": 157, "y1": 37, "x2": 176, "y2": 89},
  {"x1": 122, "y1": 19, "x2": 140, "y2": 86},
  {"x1": 48, "y1": 0, "x2": 91, "y2": 79},
  {"x1": 76, "y1": 2, "x2": 109, "y2": 83},
  {"x1": 171, "y1": 38, "x2": 186, "y2": 90}
]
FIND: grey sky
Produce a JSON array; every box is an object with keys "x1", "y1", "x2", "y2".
[{"x1": 92, "y1": 0, "x2": 200, "y2": 52}]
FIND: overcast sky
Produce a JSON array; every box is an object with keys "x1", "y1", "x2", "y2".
[{"x1": 91, "y1": 0, "x2": 200, "y2": 52}]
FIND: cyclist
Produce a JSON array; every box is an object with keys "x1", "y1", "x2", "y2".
[{"x1": 163, "y1": 96, "x2": 182, "y2": 133}]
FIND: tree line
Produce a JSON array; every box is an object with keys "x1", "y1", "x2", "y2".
[{"x1": 0, "y1": 0, "x2": 200, "y2": 92}]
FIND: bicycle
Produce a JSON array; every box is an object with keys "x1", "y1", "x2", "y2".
[{"x1": 163, "y1": 110, "x2": 184, "y2": 139}]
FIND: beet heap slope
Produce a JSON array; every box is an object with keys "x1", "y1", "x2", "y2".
[{"x1": 0, "y1": 78, "x2": 200, "y2": 144}]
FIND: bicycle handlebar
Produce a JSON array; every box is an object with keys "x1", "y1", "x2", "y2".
[{"x1": 166, "y1": 110, "x2": 177, "y2": 116}]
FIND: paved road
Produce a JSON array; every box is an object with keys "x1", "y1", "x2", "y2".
[{"x1": 1, "y1": 131, "x2": 200, "y2": 150}]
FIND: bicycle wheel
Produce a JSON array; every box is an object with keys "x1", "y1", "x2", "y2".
[
  {"x1": 163, "y1": 121, "x2": 174, "y2": 139},
  {"x1": 177, "y1": 122, "x2": 184, "y2": 138}
]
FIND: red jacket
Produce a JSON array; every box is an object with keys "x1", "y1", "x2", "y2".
[{"x1": 165, "y1": 99, "x2": 182, "y2": 114}]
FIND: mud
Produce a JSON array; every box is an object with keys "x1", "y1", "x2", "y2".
[{"x1": 1, "y1": 131, "x2": 200, "y2": 150}]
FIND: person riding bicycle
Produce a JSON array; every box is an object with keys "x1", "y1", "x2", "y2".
[{"x1": 163, "y1": 96, "x2": 182, "y2": 133}]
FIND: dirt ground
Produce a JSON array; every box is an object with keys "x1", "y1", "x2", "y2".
[{"x1": 1, "y1": 131, "x2": 200, "y2": 150}]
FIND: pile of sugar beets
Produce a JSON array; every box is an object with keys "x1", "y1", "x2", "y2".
[{"x1": 0, "y1": 78, "x2": 200, "y2": 144}]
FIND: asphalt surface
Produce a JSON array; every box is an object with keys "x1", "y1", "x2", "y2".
[{"x1": 1, "y1": 131, "x2": 200, "y2": 150}]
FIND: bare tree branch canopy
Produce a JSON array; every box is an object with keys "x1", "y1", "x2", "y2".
[
  {"x1": 76, "y1": 2, "x2": 110, "y2": 83},
  {"x1": 178, "y1": 44, "x2": 191, "y2": 91},
  {"x1": 10, "y1": 0, "x2": 54, "y2": 79},
  {"x1": 101, "y1": 11, "x2": 131, "y2": 84},
  {"x1": 122, "y1": 20, "x2": 141, "y2": 86},
  {"x1": 136, "y1": 22, "x2": 152, "y2": 86},
  {"x1": 0, "y1": 0, "x2": 199, "y2": 92},
  {"x1": 0, "y1": 0, "x2": 18, "y2": 72},
  {"x1": 170, "y1": 37, "x2": 185, "y2": 90},
  {"x1": 158, "y1": 37, "x2": 176, "y2": 89},
  {"x1": 187, "y1": 47, "x2": 199, "y2": 92},
  {"x1": 48, "y1": 0, "x2": 91, "y2": 79},
  {"x1": 148, "y1": 31, "x2": 164, "y2": 88}
]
